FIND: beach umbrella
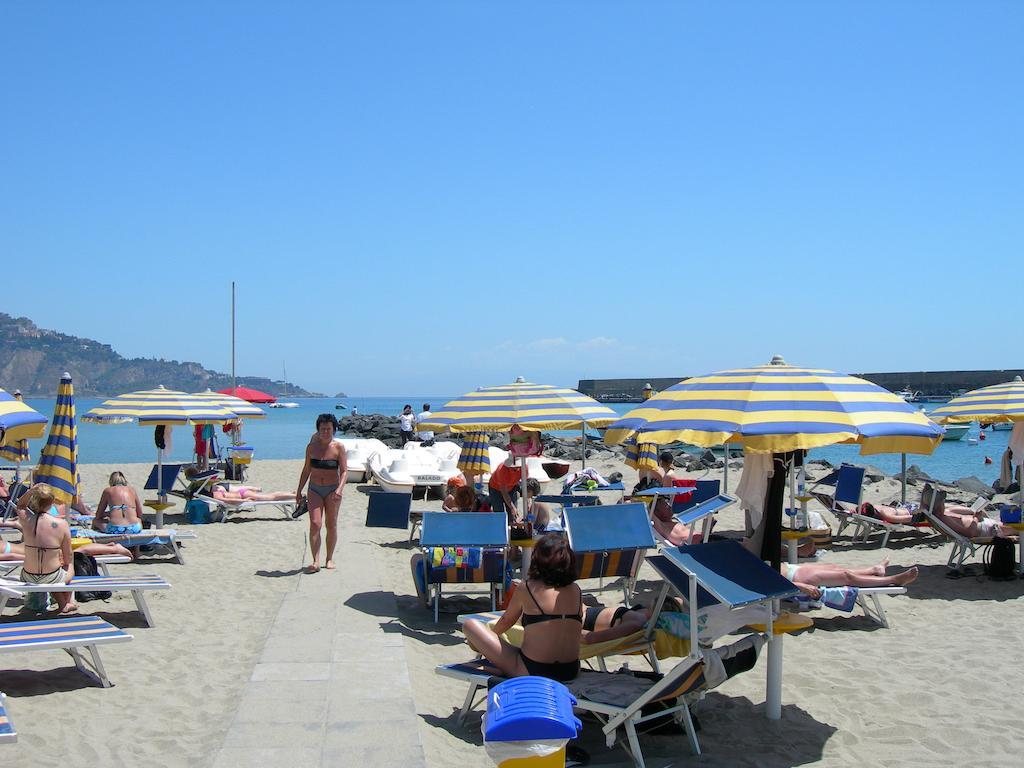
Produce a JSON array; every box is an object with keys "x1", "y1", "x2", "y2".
[
  {"x1": 933, "y1": 376, "x2": 1024, "y2": 506},
  {"x1": 456, "y1": 432, "x2": 492, "y2": 477},
  {"x1": 418, "y1": 378, "x2": 619, "y2": 515},
  {"x1": 624, "y1": 437, "x2": 659, "y2": 476},
  {"x1": 0, "y1": 439, "x2": 30, "y2": 464},
  {"x1": 0, "y1": 388, "x2": 47, "y2": 444},
  {"x1": 83, "y1": 385, "x2": 238, "y2": 504},
  {"x1": 605, "y1": 356, "x2": 943, "y2": 559},
  {"x1": 216, "y1": 385, "x2": 276, "y2": 404},
  {"x1": 192, "y1": 389, "x2": 267, "y2": 419},
  {"x1": 932, "y1": 376, "x2": 1024, "y2": 425},
  {"x1": 33, "y1": 373, "x2": 79, "y2": 504}
]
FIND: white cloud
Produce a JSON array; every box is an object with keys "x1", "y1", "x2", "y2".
[{"x1": 577, "y1": 336, "x2": 619, "y2": 350}]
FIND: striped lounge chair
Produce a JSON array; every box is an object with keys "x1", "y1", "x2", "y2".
[
  {"x1": 419, "y1": 512, "x2": 509, "y2": 622},
  {"x1": 72, "y1": 528, "x2": 197, "y2": 565},
  {"x1": 565, "y1": 503, "x2": 657, "y2": 603},
  {"x1": 0, "y1": 692, "x2": 14, "y2": 744},
  {"x1": 0, "y1": 615, "x2": 133, "y2": 688},
  {"x1": 0, "y1": 574, "x2": 170, "y2": 627}
]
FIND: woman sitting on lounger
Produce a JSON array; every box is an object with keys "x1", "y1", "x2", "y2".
[
  {"x1": 463, "y1": 533, "x2": 582, "y2": 682},
  {"x1": 15, "y1": 484, "x2": 77, "y2": 614},
  {"x1": 650, "y1": 496, "x2": 710, "y2": 546},
  {"x1": 93, "y1": 471, "x2": 145, "y2": 535},
  {"x1": 780, "y1": 558, "x2": 918, "y2": 598}
]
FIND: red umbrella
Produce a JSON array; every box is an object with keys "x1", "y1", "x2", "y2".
[{"x1": 216, "y1": 386, "x2": 277, "y2": 404}]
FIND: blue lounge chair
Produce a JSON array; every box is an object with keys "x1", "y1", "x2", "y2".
[
  {"x1": 672, "y1": 479, "x2": 721, "y2": 514},
  {"x1": 0, "y1": 615, "x2": 133, "y2": 687},
  {"x1": 365, "y1": 491, "x2": 412, "y2": 530},
  {"x1": 671, "y1": 493, "x2": 737, "y2": 546},
  {"x1": 0, "y1": 692, "x2": 14, "y2": 744},
  {"x1": 419, "y1": 512, "x2": 508, "y2": 622},
  {"x1": 564, "y1": 502, "x2": 656, "y2": 602}
]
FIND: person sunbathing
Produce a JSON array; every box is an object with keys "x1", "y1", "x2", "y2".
[
  {"x1": 780, "y1": 558, "x2": 918, "y2": 598},
  {"x1": 930, "y1": 498, "x2": 1016, "y2": 539},
  {"x1": 858, "y1": 501, "x2": 927, "y2": 525},
  {"x1": 94, "y1": 471, "x2": 145, "y2": 535},
  {"x1": 581, "y1": 602, "x2": 655, "y2": 645},
  {"x1": 463, "y1": 534, "x2": 582, "y2": 682},
  {"x1": 13, "y1": 484, "x2": 77, "y2": 614},
  {"x1": 209, "y1": 483, "x2": 295, "y2": 503},
  {"x1": 650, "y1": 496, "x2": 711, "y2": 546}
]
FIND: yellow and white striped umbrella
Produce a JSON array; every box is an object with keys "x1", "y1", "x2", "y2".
[
  {"x1": 605, "y1": 356, "x2": 943, "y2": 456},
  {"x1": 417, "y1": 378, "x2": 618, "y2": 434},
  {"x1": 82, "y1": 385, "x2": 239, "y2": 426},
  {"x1": 932, "y1": 376, "x2": 1024, "y2": 424},
  {"x1": 457, "y1": 432, "x2": 492, "y2": 474}
]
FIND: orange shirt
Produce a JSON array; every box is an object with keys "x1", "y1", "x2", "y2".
[{"x1": 488, "y1": 464, "x2": 522, "y2": 492}]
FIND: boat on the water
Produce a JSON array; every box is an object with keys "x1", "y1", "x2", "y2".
[
  {"x1": 895, "y1": 388, "x2": 918, "y2": 402},
  {"x1": 268, "y1": 402, "x2": 299, "y2": 408},
  {"x1": 941, "y1": 424, "x2": 970, "y2": 441},
  {"x1": 990, "y1": 422, "x2": 1013, "y2": 431}
]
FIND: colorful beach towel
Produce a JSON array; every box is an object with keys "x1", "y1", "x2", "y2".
[{"x1": 428, "y1": 546, "x2": 483, "y2": 570}]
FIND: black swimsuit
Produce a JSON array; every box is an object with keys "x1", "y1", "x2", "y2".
[{"x1": 519, "y1": 582, "x2": 582, "y2": 682}]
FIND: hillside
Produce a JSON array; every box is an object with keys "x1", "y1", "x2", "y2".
[{"x1": 0, "y1": 313, "x2": 322, "y2": 397}]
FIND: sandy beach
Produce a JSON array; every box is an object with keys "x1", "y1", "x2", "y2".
[{"x1": 2, "y1": 455, "x2": 1023, "y2": 767}]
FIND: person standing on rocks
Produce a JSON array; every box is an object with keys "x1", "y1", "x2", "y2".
[
  {"x1": 416, "y1": 403, "x2": 434, "y2": 446},
  {"x1": 399, "y1": 404, "x2": 416, "y2": 446}
]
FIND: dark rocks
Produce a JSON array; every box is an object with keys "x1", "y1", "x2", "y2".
[
  {"x1": 862, "y1": 465, "x2": 886, "y2": 484},
  {"x1": 894, "y1": 464, "x2": 934, "y2": 485},
  {"x1": 954, "y1": 476, "x2": 994, "y2": 499}
]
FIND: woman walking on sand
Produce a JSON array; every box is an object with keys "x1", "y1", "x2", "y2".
[{"x1": 296, "y1": 414, "x2": 347, "y2": 573}]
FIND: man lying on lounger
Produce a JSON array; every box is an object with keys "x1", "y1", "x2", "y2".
[
  {"x1": 779, "y1": 558, "x2": 917, "y2": 598},
  {"x1": 864, "y1": 498, "x2": 1016, "y2": 538}
]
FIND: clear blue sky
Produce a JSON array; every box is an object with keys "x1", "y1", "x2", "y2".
[{"x1": 2, "y1": 2, "x2": 1019, "y2": 396}]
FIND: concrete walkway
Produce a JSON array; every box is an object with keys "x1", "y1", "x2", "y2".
[{"x1": 212, "y1": 534, "x2": 427, "y2": 767}]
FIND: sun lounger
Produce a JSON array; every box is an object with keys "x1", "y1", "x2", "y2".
[
  {"x1": 565, "y1": 503, "x2": 656, "y2": 602},
  {"x1": 72, "y1": 528, "x2": 196, "y2": 565},
  {"x1": 672, "y1": 479, "x2": 721, "y2": 515},
  {"x1": 419, "y1": 512, "x2": 509, "y2": 622},
  {"x1": 811, "y1": 464, "x2": 919, "y2": 548},
  {"x1": 917, "y1": 485, "x2": 992, "y2": 572},
  {"x1": 0, "y1": 692, "x2": 15, "y2": 744},
  {"x1": 0, "y1": 573, "x2": 170, "y2": 627},
  {"x1": 782, "y1": 585, "x2": 907, "y2": 628},
  {"x1": 671, "y1": 493, "x2": 737, "y2": 546},
  {"x1": 196, "y1": 493, "x2": 296, "y2": 523},
  {"x1": 1, "y1": 554, "x2": 132, "y2": 577},
  {"x1": 0, "y1": 615, "x2": 133, "y2": 687}
]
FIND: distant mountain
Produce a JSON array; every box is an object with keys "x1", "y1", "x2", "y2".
[{"x1": 0, "y1": 313, "x2": 323, "y2": 397}]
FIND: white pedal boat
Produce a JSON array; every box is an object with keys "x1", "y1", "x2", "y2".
[
  {"x1": 337, "y1": 438, "x2": 389, "y2": 483},
  {"x1": 368, "y1": 448, "x2": 462, "y2": 496}
]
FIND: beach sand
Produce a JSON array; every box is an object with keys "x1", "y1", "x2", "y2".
[{"x1": 3, "y1": 456, "x2": 1023, "y2": 767}]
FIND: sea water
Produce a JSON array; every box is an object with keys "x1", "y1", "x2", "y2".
[{"x1": 13, "y1": 397, "x2": 1009, "y2": 487}]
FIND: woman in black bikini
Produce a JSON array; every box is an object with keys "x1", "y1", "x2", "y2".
[
  {"x1": 463, "y1": 534, "x2": 582, "y2": 682},
  {"x1": 296, "y1": 414, "x2": 347, "y2": 573},
  {"x1": 14, "y1": 485, "x2": 77, "y2": 614}
]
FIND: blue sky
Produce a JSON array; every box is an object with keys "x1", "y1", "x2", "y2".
[{"x1": 1, "y1": 2, "x2": 1019, "y2": 396}]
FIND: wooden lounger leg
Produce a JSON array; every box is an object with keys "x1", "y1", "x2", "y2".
[{"x1": 132, "y1": 590, "x2": 156, "y2": 627}]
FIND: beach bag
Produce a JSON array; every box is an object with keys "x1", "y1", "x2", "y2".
[
  {"x1": 72, "y1": 552, "x2": 112, "y2": 602},
  {"x1": 186, "y1": 498, "x2": 212, "y2": 524},
  {"x1": 984, "y1": 537, "x2": 1016, "y2": 580}
]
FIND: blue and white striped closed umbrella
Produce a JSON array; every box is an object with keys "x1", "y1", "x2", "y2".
[{"x1": 34, "y1": 373, "x2": 78, "y2": 504}]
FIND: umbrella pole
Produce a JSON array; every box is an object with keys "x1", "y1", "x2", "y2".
[
  {"x1": 581, "y1": 425, "x2": 586, "y2": 470},
  {"x1": 901, "y1": 453, "x2": 907, "y2": 504},
  {"x1": 788, "y1": 456, "x2": 796, "y2": 530},
  {"x1": 722, "y1": 444, "x2": 729, "y2": 493}
]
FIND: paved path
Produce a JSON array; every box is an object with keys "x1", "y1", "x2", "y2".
[{"x1": 212, "y1": 534, "x2": 427, "y2": 767}]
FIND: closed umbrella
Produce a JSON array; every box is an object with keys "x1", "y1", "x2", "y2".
[
  {"x1": 418, "y1": 378, "x2": 619, "y2": 517},
  {"x1": 624, "y1": 437, "x2": 659, "y2": 478},
  {"x1": 933, "y1": 376, "x2": 1024, "y2": 506},
  {"x1": 456, "y1": 432, "x2": 492, "y2": 481},
  {"x1": 34, "y1": 373, "x2": 79, "y2": 504},
  {"x1": 0, "y1": 439, "x2": 30, "y2": 464},
  {"x1": 83, "y1": 386, "x2": 238, "y2": 512}
]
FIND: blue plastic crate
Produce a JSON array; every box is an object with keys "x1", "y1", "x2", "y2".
[{"x1": 484, "y1": 677, "x2": 581, "y2": 742}]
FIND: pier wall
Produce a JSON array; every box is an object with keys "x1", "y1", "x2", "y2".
[{"x1": 578, "y1": 369, "x2": 1023, "y2": 400}]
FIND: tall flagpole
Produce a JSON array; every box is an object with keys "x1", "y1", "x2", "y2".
[{"x1": 231, "y1": 281, "x2": 236, "y2": 390}]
